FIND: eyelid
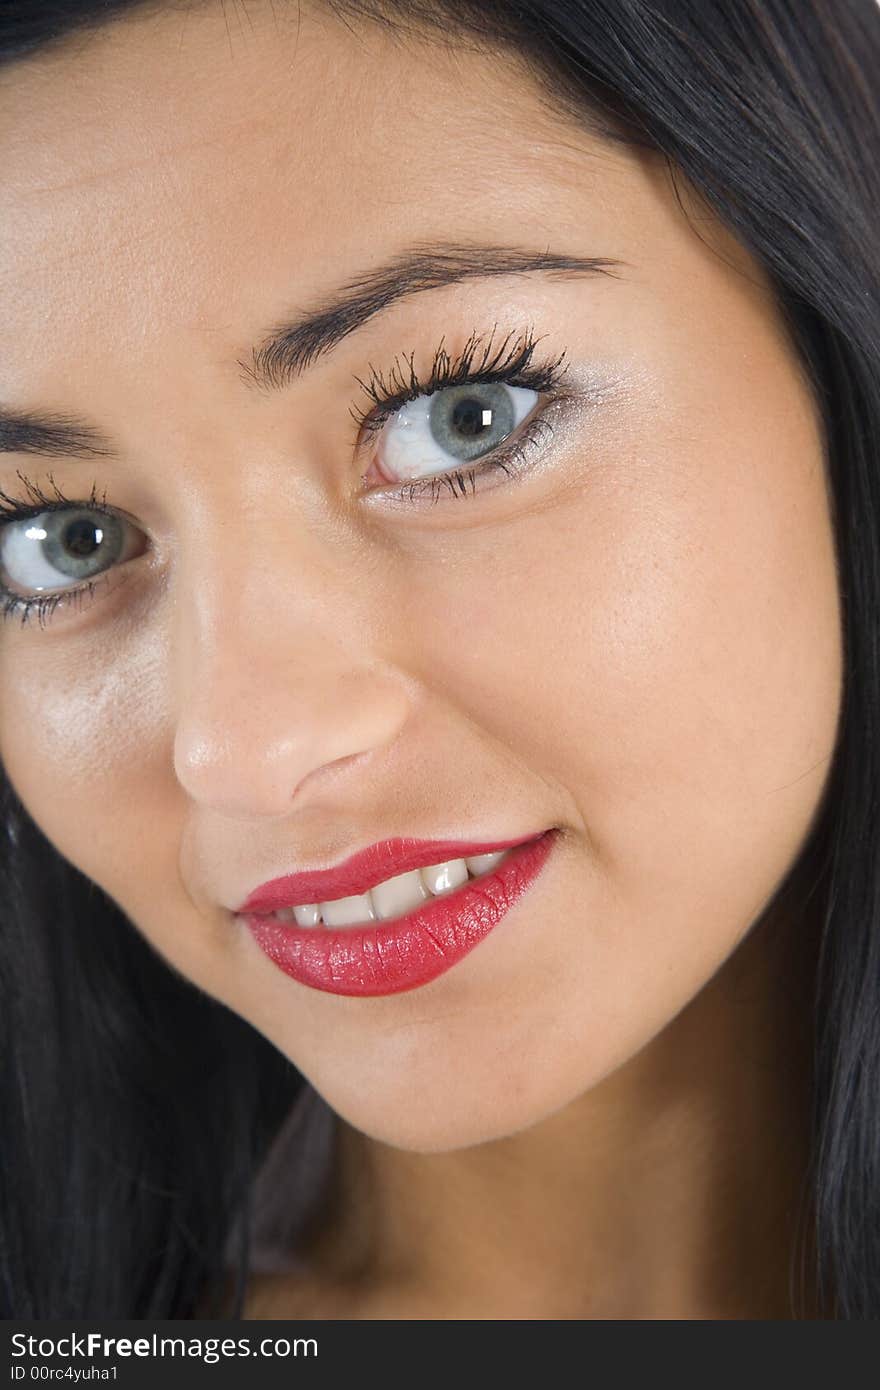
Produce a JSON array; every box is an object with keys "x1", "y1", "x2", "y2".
[
  {"x1": 0, "y1": 484, "x2": 149, "y2": 627},
  {"x1": 350, "y1": 326, "x2": 576, "y2": 502},
  {"x1": 360, "y1": 391, "x2": 576, "y2": 512},
  {"x1": 349, "y1": 325, "x2": 572, "y2": 437},
  {"x1": 0, "y1": 335, "x2": 600, "y2": 628}
]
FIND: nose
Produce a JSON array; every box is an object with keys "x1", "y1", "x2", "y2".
[{"x1": 171, "y1": 536, "x2": 416, "y2": 820}]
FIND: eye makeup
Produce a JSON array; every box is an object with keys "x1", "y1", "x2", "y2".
[{"x1": 0, "y1": 322, "x2": 582, "y2": 628}]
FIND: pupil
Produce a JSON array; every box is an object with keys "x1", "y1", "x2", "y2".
[
  {"x1": 451, "y1": 397, "x2": 491, "y2": 439},
  {"x1": 64, "y1": 518, "x2": 101, "y2": 558}
]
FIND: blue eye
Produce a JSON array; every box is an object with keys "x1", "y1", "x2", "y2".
[
  {"x1": 353, "y1": 324, "x2": 573, "y2": 505},
  {"x1": 378, "y1": 382, "x2": 540, "y2": 483},
  {"x1": 0, "y1": 478, "x2": 148, "y2": 628},
  {"x1": 1, "y1": 509, "x2": 132, "y2": 592},
  {"x1": 0, "y1": 326, "x2": 575, "y2": 628}
]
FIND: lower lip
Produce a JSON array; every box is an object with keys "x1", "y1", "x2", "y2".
[{"x1": 239, "y1": 828, "x2": 559, "y2": 997}]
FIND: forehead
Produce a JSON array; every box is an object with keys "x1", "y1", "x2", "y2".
[
  {"x1": 0, "y1": 4, "x2": 650, "y2": 290},
  {"x1": 0, "y1": 0, "x2": 755, "y2": 435}
]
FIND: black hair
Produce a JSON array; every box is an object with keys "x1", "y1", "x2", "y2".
[{"x1": 1, "y1": 0, "x2": 878, "y2": 1318}]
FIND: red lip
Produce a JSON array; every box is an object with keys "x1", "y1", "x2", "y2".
[
  {"x1": 235, "y1": 832, "x2": 547, "y2": 915},
  {"x1": 238, "y1": 828, "x2": 559, "y2": 997}
]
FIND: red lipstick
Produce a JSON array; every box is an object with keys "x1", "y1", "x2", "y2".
[{"x1": 236, "y1": 829, "x2": 559, "y2": 997}]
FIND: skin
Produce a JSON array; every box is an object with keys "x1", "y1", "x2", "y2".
[{"x1": 0, "y1": 1, "x2": 843, "y2": 1318}]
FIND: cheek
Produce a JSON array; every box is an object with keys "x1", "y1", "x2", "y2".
[
  {"x1": 406, "y1": 412, "x2": 842, "y2": 875},
  {"x1": 389, "y1": 388, "x2": 842, "y2": 1021},
  {"x1": 283, "y1": 404, "x2": 841, "y2": 1148},
  {"x1": 0, "y1": 641, "x2": 224, "y2": 997},
  {"x1": 0, "y1": 632, "x2": 180, "y2": 906}
]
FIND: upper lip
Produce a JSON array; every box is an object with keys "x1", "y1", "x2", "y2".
[{"x1": 234, "y1": 831, "x2": 548, "y2": 916}]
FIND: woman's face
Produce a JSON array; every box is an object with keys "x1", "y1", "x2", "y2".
[{"x1": 0, "y1": 1, "x2": 842, "y2": 1152}]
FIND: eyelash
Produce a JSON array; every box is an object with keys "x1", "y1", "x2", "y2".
[
  {"x1": 0, "y1": 475, "x2": 115, "y2": 629},
  {"x1": 0, "y1": 325, "x2": 572, "y2": 628},
  {"x1": 349, "y1": 323, "x2": 570, "y2": 504}
]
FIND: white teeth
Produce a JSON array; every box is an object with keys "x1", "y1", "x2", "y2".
[
  {"x1": 319, "y1": 891, "x2": 376, "y2": 928},
  {"x1": 370, "y1": 868, "x2": 430, "y2": 922},
  {"x1": 292, "y1": 903, "x2": 320, "y2": 927},
  {"x1": 419, "y1": 857, "x2": 469, "y2": 895},
  {"x1": 464, "y1": 850, "x2": 506, "y2": 875},
  {"x1": 268, "y1": 847, "x2": 514, "y2": 930}
]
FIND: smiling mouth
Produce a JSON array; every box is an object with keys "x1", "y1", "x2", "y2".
[
  {"x1": 249, "y1": 846, "x2": 514, "y2": 930},
  {"x1": 238, "y1": 829, "x2": 560, "y2": 998}
]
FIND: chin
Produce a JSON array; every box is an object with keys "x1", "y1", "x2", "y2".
[{"x1": 313, "y1": 1071, "x2": 581, "y2": 1154}]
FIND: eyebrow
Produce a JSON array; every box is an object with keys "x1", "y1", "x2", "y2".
[{"x1": 0, "y1": 241, "x2": 626, "y2": 461}]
